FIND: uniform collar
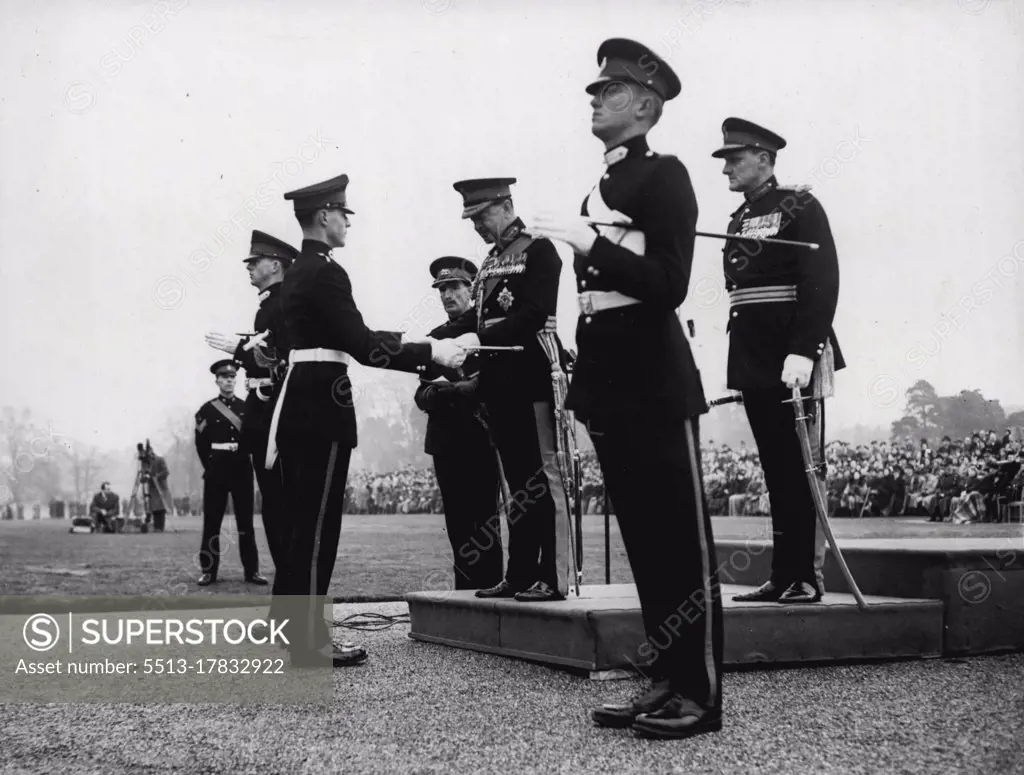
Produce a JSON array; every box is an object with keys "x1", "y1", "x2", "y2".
[
  {"x1": 301, "y1": 238, "x2": 332, "y2": 259},
  {"x1": 604, "y1": 134, "x2": 650, "y2": 166},
  {"x1": 494, "y1": 218, "x2": 525, "y2": 251},
  {"x1": 744, "y1": 175, "x2": 778, "y2": 203},
  {"x1": 257, "y1": 280, "x2": 282, "y2": 302}
]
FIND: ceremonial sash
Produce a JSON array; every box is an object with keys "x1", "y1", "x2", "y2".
[
  {"x1": 585, "y1": 183, "x2": 645, "y2": 256},
  {"x1": 211, "y1": 399, "x2": 243, "y2": 433}
]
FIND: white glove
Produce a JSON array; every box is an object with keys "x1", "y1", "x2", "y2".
[
  {"x1": 429, "y1": 337, "x2": 467, "y2": 369},
  {"x1": 781, "y1": 354, "x2": 814, "y2": 389},
  {"x1": 528, "y1": 212, "x2": 598, "y2": 255},
  {"x1": 205, "y1": 332, "x2": 242, "y2": 355},
  {"x1": 452, "y1": 333, "x2": 481, "y2": 350}
]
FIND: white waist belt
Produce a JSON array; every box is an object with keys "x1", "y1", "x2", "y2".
[
  {"x1": 211, "y1": 443, "x2": 239, "y2": 451},
  {"x1": 265, "y1": 348, "x2": 352, "y2": 470},
  {"x1": 289, "y1": 348, "x2": 352, "y2": 365},
  {"x1": 578, "y1": 291, "x2": 641, "y2": 315}
]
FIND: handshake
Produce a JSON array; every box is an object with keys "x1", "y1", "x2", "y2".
[{"x1": 403, "y1": 333, "x2": 481, "y2": 370}]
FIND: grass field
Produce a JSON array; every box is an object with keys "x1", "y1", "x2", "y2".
[{"x1": 0, "y1": 513, "x2": 1020, "y2": 600}]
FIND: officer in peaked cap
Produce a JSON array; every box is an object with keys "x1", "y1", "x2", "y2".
[
  {"x1": 445, "y1": 174, "x2": 572, "y2": 604},
  {"x1": 415, "y1": 255, "x2": 504, "y2": 592},
  {"x1": 585, "y1": 37, "x2": 681, "y2": 102},
  {"x1": 194, "y1": 356, "x2": 264, "y2": 587},
  {"x1": 268, "y1": 173, "x2": 465, "y2": 668},
  {"x1": 429, "y1": 255, "x2": 476, "y2": 287},
  {"x1": 284, "y1": 173, "x2": 355, "y2": 216},
  {"x1": 713, "y1": 117, "x2": 844, "y2": 609},
  {"x1": 530, "y1": 36, "x2": 721, "y2": 740},
  {"x1": 206, "y1": 230, "x2": 299, "y2": 607},
  {"x1": 711, "y1": 117, "x2": 787, "y2": 159}
]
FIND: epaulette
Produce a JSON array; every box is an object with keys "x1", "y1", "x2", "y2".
[{"x1": 777, "y1": 183, "x2": 813, "y2": 193}]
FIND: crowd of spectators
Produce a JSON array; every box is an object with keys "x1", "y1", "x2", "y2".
[
  {"x1": 338, "y1": 430, "x2": 1024, "y2": 524},
  {"x1": 18, "y1": 430, "x2": 1020, "y2": 525}
]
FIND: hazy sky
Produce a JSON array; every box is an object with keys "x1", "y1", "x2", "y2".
[{"x1": 2, "y1": 0, "x2": 1022, "y2": 455}]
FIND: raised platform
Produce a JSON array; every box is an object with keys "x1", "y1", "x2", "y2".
[
  {"x1": 406, "y1": 583, "x2": 944, "y2": 673},
  {"x1": 716, "y1": 537, "x2": 1024, "y2": 655}
]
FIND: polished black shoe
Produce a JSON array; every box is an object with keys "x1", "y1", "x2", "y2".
[
  {"x1": 592, "y1": 679, "x2": 673, "y2": 728},
  {"x1": 474, "y1": 580, "x2": 520, "y2": 599},
  {"x1": 632, "y1": 694, "x2": 722, "y2": 740},
  {"x1": 732, "y1": 580, "x2": 785, "y2": 602},
  {"x1": 245, "y1": 573, "x2": 269, "y2": 586},
  {"x1": 514, "y1": 581, "x2": 565, "y2": 602},
  {"x1": 778, "y1": 580, "x2": 822, "y2": 604},
  {"x1": 290, "y1": 643, "x2": 368, "y2": 668},
  {"x1": 196, "y1": 573, "x2": 216, "y2": 587}
]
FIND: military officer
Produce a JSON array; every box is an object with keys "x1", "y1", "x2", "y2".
[
  {"x1": 414, "y1": 256, "x2": 503, "y2": 591},
  {"x1": 205, "y1": 230, "x2": 297, "y2": 586},
  {"x1": 713, "y1": 117, "x2": 844, "y2": 605},
  {"x1": 446, "y1": 177, "x2": 573, "y2": 603},
  {"x1": 530, "y1": 38, "x2": 723, "y2": 740},
  {"x1": 268, "y1": 173, "x2": 465, "y2": 667},
  {"x1": 194, "y1": 359, "x2": 266, "y2": 586}
]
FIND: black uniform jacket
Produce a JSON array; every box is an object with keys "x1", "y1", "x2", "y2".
[
  {"x1": 413, "y1": 312, "x2": 492, "y2": 457},
  {"x1": 233, "y1": 281, "x2": 289, "y2": 451},
  {"x1": 278, "y1": 239, "x2": 432, "y2": 447},
  {"x1": 567, "y1": 134, "x2": 707, "y2": 421},
  {"x1": 447, "y1": 220, "x2": 563, "y2": 404},
  {"x1": 723, "y1": 176, "x2": 845, "y2": 392},
  {"x1": 195, "y1": 395, "x2": 247, "y2": 479}
]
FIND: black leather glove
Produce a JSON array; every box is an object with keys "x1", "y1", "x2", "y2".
[{"x1": 415, "y1": 382, "x2": 458, "y2": 412}]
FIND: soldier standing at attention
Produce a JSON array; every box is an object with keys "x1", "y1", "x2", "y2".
[
  {"x1": 713, "y1": 118, "x2": 843, "y2": 605},
  {"x1": 530, "y1": 38, "x2": 722, "y2": 740},
  {"x1": 194, "y1": 359, "x2": 266, "y2": 587}
]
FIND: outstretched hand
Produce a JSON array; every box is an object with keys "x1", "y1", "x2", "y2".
[{"x1": 205, "y1": 332, "x2": 241, "y2": 354}]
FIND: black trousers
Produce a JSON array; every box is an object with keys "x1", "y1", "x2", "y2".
[
  {"x1": 588, "y1": 412, "x2": 723, "y2": 710},
  {"x1": 249, "y1": 439, "x2": 287, "y2": 577},
  {"x1": 432, "y1": 445, "x2": 503, "y2": 590},
  {"x1": 274, "y1": 436, "x2": 352, "y2": 652},
  {"x1": 743, "y1": 386, "x2": 825, "y2": 590},
  {"x1": 199, "y1": 461, "x2": 258, "y2": 579},
  {"x1": 485, "y1": 396, "x2": 571, "y2": 595}
]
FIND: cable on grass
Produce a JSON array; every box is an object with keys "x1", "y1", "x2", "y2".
[{"x1": 331, "y1": 611, "x2": 411, "y2": 632}]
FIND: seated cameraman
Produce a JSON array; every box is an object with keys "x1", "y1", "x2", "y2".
[{"x1": 89, "y1": 482, "x2": 119, "y2": 533}]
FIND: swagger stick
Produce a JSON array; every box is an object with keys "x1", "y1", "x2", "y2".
[
  {"x1": 790, "y1": 386, "x2": 869, "y2": 610},
  {"x1": 582, "y1": 220, "x2": 820, "y2": 251}
]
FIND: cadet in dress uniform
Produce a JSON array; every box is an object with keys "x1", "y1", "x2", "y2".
[
  {"x1": 713, "y1": 117, "x2": 844, "y2": 605},
  {"x1": 194, "y1": 359, "x2": 265, "y2": 586},
  {"x1": 530, "y1": 38, "x2": 722, "y2": 740},
  {"x1": 413, "y1": 256, "x2": 503, "y2": 591},
  {"x1": 205, "y1": 230, "x2": 297, "y2": 584},
  {"x1": 266, "y1": 174, "x2": 465, "y2": 667},
  {"x1": 446, "y1": 178, "x2": 573, "y2": 603}
]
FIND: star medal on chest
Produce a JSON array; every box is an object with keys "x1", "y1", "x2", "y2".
[{"x1": 497, "y1": 286, "x2": 514, "y2": 311}]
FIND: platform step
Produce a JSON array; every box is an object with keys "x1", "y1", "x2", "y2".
[{"x1": 406, "y1": 584, "x2": 944, "y2": 671}]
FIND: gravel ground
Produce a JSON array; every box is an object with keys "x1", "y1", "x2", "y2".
[{"x1": 1, "y1": 602, "x2": 1021, "y2": 775}]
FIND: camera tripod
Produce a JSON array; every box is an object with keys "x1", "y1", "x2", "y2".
[{"x1": 122, "y1": 464, "x2": 153, "y2": 534}]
